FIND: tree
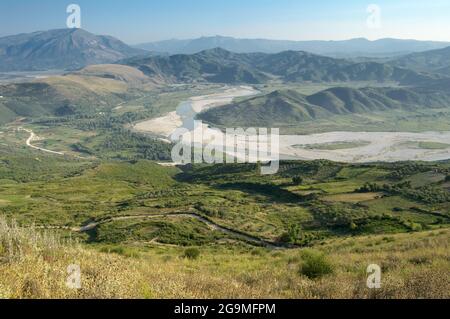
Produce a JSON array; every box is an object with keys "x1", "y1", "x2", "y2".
[{"x1": 292, "y1": 176, "x2": 303, "y2": 185}]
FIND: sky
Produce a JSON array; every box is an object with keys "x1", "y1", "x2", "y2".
[{"x1": 1, "y1": 0, "x2": 450, "y2": 44}]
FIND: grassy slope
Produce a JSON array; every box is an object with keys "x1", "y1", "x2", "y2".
[
  {"x1": 0, "y1": 216, "x2": 448, "y2": 298},
  {"x1": 0, "y1": 64, "x2": 160, "y2": 120}
]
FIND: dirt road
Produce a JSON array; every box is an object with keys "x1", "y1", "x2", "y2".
[
  {"x1": 19, "y1": 127, "x2": 64, "y2": 155},
  {"x1": 38, "y1": 212, "x2": 285, "y2": 249}
]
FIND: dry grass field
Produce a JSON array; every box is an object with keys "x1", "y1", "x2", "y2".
[{"x1": 1, "y1": 216, "x2": 448, "y2": 299}]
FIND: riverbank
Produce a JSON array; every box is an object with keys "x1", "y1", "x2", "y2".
[{"x1": 132, "y1": 87, "x2": 450, "y2": 163}]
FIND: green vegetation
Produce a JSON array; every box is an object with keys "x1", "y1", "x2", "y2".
[
  {"x1": 198, "y1": 87, "x2": 450, "y2": 130},
  {"x1": 390, "y1": 46, "x2": 450, "y2": 75},
  {"x1": 0, "y1": 120, "x2": 449, "y2": 299},
  {"x1": 397, "y1": 141, "x2": 450, "y2": 150},
  {"x1": 299, "y1": 250, "x2": 335, "y2": 279},
  {"x1": 124, "y1": 48, "x2": 269, "y2": 84},
  {"x1": 0, "y1": 67, "x2": 449, "y2": 300},
  {"x1": 124, "y1": 48, "x2": 435, "y2": 85},
  {"x1": 1, "y1": 214, "x2": 449, "y2": 298},
  {"x1": 296, "y1": 141, "x2": 371, "y2": 150},
  {"x1": 280, "y1": 224, "x2": 302, "y2": 244},
  {"x1": 418, "y1": 141, "x2": 450, "y2": 149},
  {"x1": 292, "y1": 176, "x2": 304, "y2": 185},
  {"x1": 183, "y1": 248, "x2": 201, "y2": 260},
  {"x1": 2, "y1": 47, "x2": 449, "y2": 136},
  {"x1": 0, "y1": 31, "x2": 449, "y2": 299},
  {"x1": 1, "y1": 138, "x2": 448, "y2": 246},
  {"x1": 276, "y1": 109, "x2": 450, "y2": 135}
]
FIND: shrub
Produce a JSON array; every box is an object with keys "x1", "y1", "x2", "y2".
[
  {"x1": 299, "y1": 250, "x2": 334, "y2": 279},
  {"x1": 292, "y1": 176, "x2": 303, "y2": 185},
  {"x1": 183, "y1": 248, "x2": 200, "y2": 260},
  {"x1": 280, "y1": 224, "x2": 301, "y2": 244}
]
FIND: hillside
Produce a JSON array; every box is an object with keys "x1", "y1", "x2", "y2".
[
  {"x1": 197, "y1": 90, "x2": 325, "y2": 126},
  {"x1": 253, "y1": 51, "x2": 433, "y2": 84},
  {"x1": 0, "y1": 151, "x2": 448, "y2": 298},
  {"x1": 123, "y1": 48, "x2": 435, "y2": 85},
  {"x1": 1, "y1": 214, "x2": 448, "y2": 298},
  {"x1": 136, "y1": 35, "x2": 450, "y2": 57},
  {"x1": 390, "y1": 46, "x2": 450, "y2": 76},
  {"x1": 198, "y1": 87, "x2": 450, "y2": 127},
  {"x1": 123, "y1": 48, "x2": 270, "y2": 84},
  {"x1": 0, "y1": 64, "x2": 154, "y2": 122},
  {"x1": 0, "y1": 47, "x2": 446, "y2": 126},
  {"x1": 0, "y1": 29, "x2": 145, "y2": 72}
]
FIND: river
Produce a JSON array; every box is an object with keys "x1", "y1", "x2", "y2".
[{"x1": 133, "y1": 87, "x2": 450, "y2": 163}]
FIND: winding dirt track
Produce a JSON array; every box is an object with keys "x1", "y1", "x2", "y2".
[
  {"x1": 37, "y1": 212, "x2": 285, "y2": 249},
  {"x1": 19, "y1": 127, "x2": 64, "y2": 155}
]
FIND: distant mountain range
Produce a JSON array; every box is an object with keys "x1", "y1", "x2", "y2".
[
  {"x1": 198, "y1": 87, "x2": 450, "y2": 128},
  {"x1": 0, "y1": 29, "x2": 145, "y2": 72},
  {"x1": 1, "y1": 29, "x2": 450, "y2": 126},
  {"x1": 136, "y1": 36, "x2": 450, "y2": 58},
  {"x1": 122, "y1": 47, "x2": 439, "y2": 85},
  {"x1": 2, "y1": 28, "x2": 450, "y2": 75}
]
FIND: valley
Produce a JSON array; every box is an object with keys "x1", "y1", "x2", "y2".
[
  {"x1": 132, "y1": 86, "x2": 450, "y2": 163},
  {"x1": 0, "y1": 27, "x2": 449, "y2": 300},
  {"x1": 0, "y1": 135, "x2": 449, "y2": 298}
]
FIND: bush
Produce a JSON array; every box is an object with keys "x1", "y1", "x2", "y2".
[
  {"x1": 280, "y1": 224, "x2": 301, "y2": 244},
  {"x1": 292, "y1": 176, "x2": 303, "y2": 185},
  {"x1": 183, "y1": 248, "x2": 200, "y2": 260},
  {"x1": 299, "y1": 250, "x2": 334, "y2": 279}
]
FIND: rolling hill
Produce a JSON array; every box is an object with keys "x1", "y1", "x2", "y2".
[
  {"x1": 122, "y1": 48, "x2": 270, "y2": 84},
  {"x1": 136, "y1": 35, "x2": 450, "y2": 57},
  {"x1": 390, "y1": 46, "x2": 450, "y2": 76},
  {"x1": 198, "y1": 87, "x2": 450, "y2": 127},
  {"x1": 0, "y1": 29, "x2": 146, "y2": 72},
  {"x1": 0, "y1": 64, "x2": 154, "y2": 123},
  {"x1": 1, "y1": 46, "x2": 443, "y2": 125},
  {"x1": 252, "y1": 51, "x2": 434, "y2": 84},
  {"x1": 0, "y1": 44, "x2": 447, "y2": 125},
  {"x1": 122, "y1": 48, "x2": 436, "y2": 85}
]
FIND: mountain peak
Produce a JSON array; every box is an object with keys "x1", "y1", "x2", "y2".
[
  {"x1": 197, "y1": 47, "x2": 234, "y2": 57},
  {"x1": 0, "y1": 29, "x2": 145, "y2": 72}
]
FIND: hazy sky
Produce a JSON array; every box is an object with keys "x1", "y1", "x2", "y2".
[{"x1": 1, "y1": 0, "x2": 450, "y2": 44}]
